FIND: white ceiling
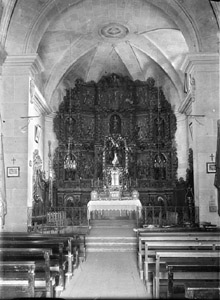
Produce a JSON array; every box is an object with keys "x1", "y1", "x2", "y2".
[{"x1": 1, "y1": 0, "x2": 219, "y2": 109}]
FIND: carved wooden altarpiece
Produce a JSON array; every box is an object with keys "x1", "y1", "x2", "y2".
[{"x1": 53, "y1": 74, "x2": 178, "y2": 207}]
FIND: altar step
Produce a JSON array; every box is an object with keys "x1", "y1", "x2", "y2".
[
  {"x1": 86, "y1": 219, "x2": 137, "y2": 252},
  {"x1": 89, "y1": 219, "x2": 137, "y2": 228},
  {"x1": 86, "y1": 236, "x2": 137, "y2": 252}
]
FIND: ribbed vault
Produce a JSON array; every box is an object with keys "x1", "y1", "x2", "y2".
[{"x1": 0, "y1": 0, "x2": 219, "y2": 109}]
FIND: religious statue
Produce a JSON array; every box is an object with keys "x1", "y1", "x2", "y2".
[
  {"x1": 110, "y1": 114, "x2": 121, "y2": 134},
  {"x1": 66, "y1": 116, "x2": 76, "y2": 138},
  {"x1": 110, "y1": 167, "x2": 120, "y2": 186},
  {"x1": 112, "y1": 151, "x2": 119, "y2": 166}
]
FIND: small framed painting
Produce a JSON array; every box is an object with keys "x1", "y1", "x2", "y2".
[
  {"x1": 206, "y1": 162, "x2": 216, "y2": 173},
  {"x1": 7, "y1": 166, "x2": 20, "y2": 177}
]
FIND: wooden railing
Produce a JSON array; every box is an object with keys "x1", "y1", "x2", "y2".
[
  {"x1": 28, "y1": 206, "x2": 88, "y2": 232},
  {"x1": 140, "y1": 206, "x2": 199, "y2": 227},
  {"x1": 28, "y1": 204, "x2": 199, "y2": 231}
]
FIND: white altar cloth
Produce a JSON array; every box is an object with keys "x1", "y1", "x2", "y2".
[{"x1": 87, "y1": 199, "x2": 142, "y2": 219}]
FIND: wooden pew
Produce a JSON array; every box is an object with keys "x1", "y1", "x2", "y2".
[
  {"x1": 184, "y1": 281, "x2": 220, "y2": 299},
  {"x1": 154, "y1": 251, "x2": 220, "y2": 298},
  {"x1": 166, "y1": 263, "x2": 220, "y2": 299},
  {"x1": 0, "y1": 261, "x2": 35, "y2": 299},
  {"x1": 135, "y1": 227, "x2": 220, "y2": 234},
  {"x1": 0, "y1": 248, "x2": 55, "y2": 297},
  {"x1": 137, "y1": 231, "x2": 220, "y2": 238},
  {"x1": 138, "y1": 236, "x2": 220, "y2": 259},
  {"x1": 0, "y1": 240, "x2": 66, "y2": 292},
  {"x1": 138, "y1": 239, "x2": 220, "y2": 279},
  {"x1": 1, "y1": 232, "x2": 87, "y2": 264},
  {"x1": 0, "y1": 234, "x2": 75, "y2": 281},
  {"x1": 138, "y1": 235, "x2": 220, "y2": 260}
]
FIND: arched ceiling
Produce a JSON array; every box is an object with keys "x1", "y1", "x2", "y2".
[{"x1": 0, "y1": 0, "x2": 219, "y2": 109}]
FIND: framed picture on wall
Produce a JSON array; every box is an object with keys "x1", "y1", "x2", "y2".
[
  {"x1": 206, "y1": 162, "x2": 216, "y2": 173},
  {"x1": 34, "y1": 125, "x2": 41, "y2": 143},
  {"x1": 7, "y1": 167, "x2": 20, "y2": 177}
]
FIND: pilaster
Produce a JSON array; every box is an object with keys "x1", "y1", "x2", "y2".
[
  {"x1": 180, "y1": 53, "x2": 220, "y2": 225},
  {"x1": 1, "y1": 54, "x2": 46, "y2": 231}
]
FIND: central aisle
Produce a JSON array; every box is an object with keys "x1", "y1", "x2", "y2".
[
  {"x1": 60, "y1": 251, "x2": 149, "y2": 299},
  {"x1": 60, "y1": 220, "x2": 151, "y2": 299}
]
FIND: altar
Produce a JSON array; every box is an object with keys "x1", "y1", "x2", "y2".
[{"x1": 87, "y1": 196, "x2": 142, "y2": 220}]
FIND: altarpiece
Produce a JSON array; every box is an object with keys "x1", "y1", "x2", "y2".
[{"x1": 52, "y1": 74, "x2": 178, "y2": 208}]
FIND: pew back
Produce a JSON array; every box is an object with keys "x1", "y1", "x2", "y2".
[
  {"x1": 0, "y1": 261, "x2": 35, "y2": 299},
  {"x1": 154, "y1": 251, "x2": 220, "y2": 298}
]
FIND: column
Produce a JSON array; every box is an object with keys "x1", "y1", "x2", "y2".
[
  {"x1": 180, "y1": 54, "x2": 219, "y2": 225},
  {"x1": 1, "y1": 54, "x2": 47, "y2": 231}
]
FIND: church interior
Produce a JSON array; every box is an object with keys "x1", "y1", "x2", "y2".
[{"x1": 0, "y1": 0, "x2": 219, "y2": 299}]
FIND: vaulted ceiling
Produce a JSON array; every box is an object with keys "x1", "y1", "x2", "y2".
[{"x1": 0, "y1": 0, "x2": 219, "y2": 111}]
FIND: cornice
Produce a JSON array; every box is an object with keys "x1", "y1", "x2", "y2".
[
  {"x1": 3, "y1": 54, "x2": 44, "y2": 75},
  {"x1": 180, "y1": 53, "x2": 219, "y2": 73}
]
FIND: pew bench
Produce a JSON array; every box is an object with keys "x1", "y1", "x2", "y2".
[
  {"x1": 0, "y1": 261, "x2": 46, "y2": 299},
  {"x1": 0, "y1": 240, "x2": 66, "y2": 292},
  {"x1": 166, "y1": 263, "x2": 220, "y2": 299},
  {"x1": 1, "y1": 234, "x2": 86, "y2": 279},
  {"x1": 136, "y1": 230, "x2": 220, "y2": 238},
  {"x1": 154, "y1": 251, "x2": 220, "y2": 298},
  {"x1": 184, "y1": 281, "x2": 220, "y2": 299},
  {"x1": 1, "y1": 234, "x2": 75, "y2": 279},
  {"x1": 1, "y1": 232, "x2": 87, "y2": 265},
  {"x1": 143, "y1": 249, "x2": 219, "y2": 284},
  {"x1": 0, "y1": 248, "x2": 58, "y2": 297},
  {"x1": 138, "y1": 239, "x2": 220, "y2": 277}
]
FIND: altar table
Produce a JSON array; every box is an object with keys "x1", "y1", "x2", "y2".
[{"x1": 87, "y1": 199, "x2": 142, "y2": 220}]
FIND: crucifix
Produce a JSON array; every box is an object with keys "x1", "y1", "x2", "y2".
[
  {"x1": 11, "y1": 158, "x2": 16, "y2": 165},
  {"x1": 210, "y1": 154, "x2": 214, "y2": 162}
]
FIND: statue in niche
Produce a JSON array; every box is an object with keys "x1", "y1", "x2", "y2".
[
  {"x1": 153, "y1": 153, "x2": 166, "y2": 180},
  {"x1": 110, "y1": 167, "x2": 120, "y2": 186},
  {"x1": 137, "y1": 121, "x2": 146, "y2": 140},
  {"x1": 112, "y1": 150, "x2": 119, "y2": 166},
  {"x1": 83, "y1": 157, "x2": 94, "y2": 179},
  {"x1": 110, "y1": 114, "x2": 121, "y2": 135},
  {"x1": 154, "y1": 117, "x2": 165, "y2": 140},
  {"x1": 65, "y1": 116, "x2": 76, "y2": 138}
]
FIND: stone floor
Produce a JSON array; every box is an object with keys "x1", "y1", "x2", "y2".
[
  {"x1": 60, "y1": 252, "x2": 150, "y2": 299},
  {"x1": 59, "y1": 220, "x2": 151, "y2": 299}
]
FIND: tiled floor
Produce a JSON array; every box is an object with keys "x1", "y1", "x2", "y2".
[{"x1": 60, "y1": 252, "x2": 150, "y2": 299}]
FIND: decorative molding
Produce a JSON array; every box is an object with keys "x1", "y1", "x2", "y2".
[
  {"x1": 0, "y1": 0, "x2": 17, "y2": 46},
  {"x1": 180, "y1": 53, "x2": 219, "y2": 73},
  {"x1": 179, "y1": 53, "x2": 219, "y2": 114},
  {"x1": 2, "y1": 54, "x2": 44, "y2": 76},
  {"x1": 179, "y1": 73, "x2": 196, "y2": 114},
  {"x1": 0, "y1": 44, "x2": 7, "y2": 65},
  {"x1": 210, "y1": 1, "x2": 220, "y2": 29},
  {"x1": 29, "y1": 77, "x2": 52, "y2": 115}
]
